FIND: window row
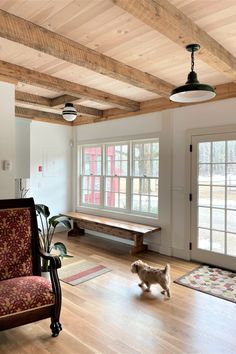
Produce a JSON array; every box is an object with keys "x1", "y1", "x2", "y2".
[{"x1": 78, "y1": 139, "x2": 159, "y2": 217}]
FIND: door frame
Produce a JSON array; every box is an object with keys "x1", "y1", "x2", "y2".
[{"x1": 186, "y1": 124, "x2": 236, "y2": 267}]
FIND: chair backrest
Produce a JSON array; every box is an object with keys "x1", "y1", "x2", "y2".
[{"x1": 0, "y1": 198, "x2": 41, "y2": 280}]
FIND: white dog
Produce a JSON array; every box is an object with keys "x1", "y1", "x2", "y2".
[{"x1": 131, "y1": 260, "x2": 171, "y2": 298}]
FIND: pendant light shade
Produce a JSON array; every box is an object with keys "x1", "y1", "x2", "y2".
[
  {"x1": 62, "y1": 103, "x2": 77, "y2": 122},
  {"x1": 170, "y1": 44, "x2": 216, "y2": 103}
]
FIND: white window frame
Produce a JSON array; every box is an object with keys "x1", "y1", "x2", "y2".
[{"x1": 77, "y1": 137, "x2": 159, "y2": 220}]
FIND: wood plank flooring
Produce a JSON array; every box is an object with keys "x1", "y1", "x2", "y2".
[{"x1": 0, "y1": 232, "x2": 236, "y2": 354}]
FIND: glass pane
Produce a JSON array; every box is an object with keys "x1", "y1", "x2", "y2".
[
  {"x1": 83, "y1": 146, "x2": 101, "y2": 175},
  {"x1": 94, "y1": 177, "x2": 100, "y2": 191},
  {"x1": 119, "y1": 178, "x2": 126, "y2": 193},
  {"x1": 198, "y1": 186, "x2": 210, "y2": 206},
  {"x1": 150, "y1": 196, "x2": 158, "y2": 214},
  {"x1": 151, "y1": 160, "x2": 158, "y2": 177},
  {"x1": 105, "y1": 177, "x2": 111, "y2": 192},
  {"x1": 227, "y1": 141, "x2": 236, "y2": 163},
  {"x1": 212, "y1": 186, "x2": 225, "y2": 208},
  {"x1": 121, "y1": 161, "x2": 128, "y2": 176},
  {"x1": 227, "y1": 164, "x2": 236, "y2": 186},
  {"x1": 199, "y1": 142, "x2": 211, "y2": 163},
  {"x1": 212, "y1": 231, "x2": 225, "y2": 253},
  {"x1": 212, "y1": 141, "x2": 225, "y2": 163},
  {"x1": 150, "y1": 179, "x2": 158, "y2": 196},
  {"x1": 132, "y1": 195, "x2": 140, "y2": 211},
  {"x1": 227, "y1": 233, "x2": 236, "y2": 256},
  {"x1": 143, "y1": 160, "x2": 151, "y2": 176},
  {"x1": 227, "y1": 187, "x2": 236, "y2": 209},
  {"x1": 198, "y1": 164, "x2": 211, "y2": 185},
  {"x1": 115, "y1": 160, "x2": 121, "y2": 175},
  {"x1": 152, "y1": 142, "x2": 159, "y2": 158},
  {"x1": 144, "y1": 143, "x2": 151, "y2": 158},
  {"x1": 133, "y1": 178, "x2": 140, "y2": 193},
  {"x1": 212, "y1": 208, "x2": 225, "y2": 231},
  {"x1": 134, "y1": 144, "x2": 142, "y2": 159},
  {"x1": 141, "y1": 179, "x2": 149, "y2": 195},
  {"x1": 141, "y1": 196, "x2": 149, "y2": 212},
  {"x1": 198, "y1": 207, "x2": 210, "y2": 228},
  {"x1": 212, "y1": 164, "x2": 225, "y2": 185},
  {"x1": 134, "y1": 161, "x2": 142, "y2": 176},
  {"x1": 198, "y1": 228, "x2": 210, "y2": 250},
  {"x1": 227, "y1": 210, "x2": 236, "y2": 232},
  {"x1": 119, "y1": 193, "x2": 126, "y2": 209}
]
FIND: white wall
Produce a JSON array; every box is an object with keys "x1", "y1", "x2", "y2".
[
  {"x1": 0, "y1": 82, "x2": 15, "y2": 199},
  {"x1": 76, "y1": 98, "x2": 236, "y2": 258},
  {"x1": 15, "y1": 118, "x2": 31, "y2": 178},
  {"x1": 29, "y1": 121, "x2": 73, "y2": 218},
  {"x1": 76, "y1": 112, "x2": 171, "y2": 254}
]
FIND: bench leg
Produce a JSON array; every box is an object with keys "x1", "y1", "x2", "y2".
[
  {"x1": 130, "y1": 234, "x2": 148, "y2": 255},
  {"x1": 68, "y1": 221, "x2": 85, "y2": 237}
]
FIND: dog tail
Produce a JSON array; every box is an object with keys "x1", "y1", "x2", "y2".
[{"x1": 164, "y1": 264, "x2": 170, "y2": 274}]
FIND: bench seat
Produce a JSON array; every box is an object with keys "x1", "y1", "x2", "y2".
[{"x1": 61, "y1": 212, "x2": 161, "y2": 254}]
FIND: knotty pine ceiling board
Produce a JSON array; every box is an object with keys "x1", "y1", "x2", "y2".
[{"x1": 0, "y1": 0, "x2": 229, "y2": 89}]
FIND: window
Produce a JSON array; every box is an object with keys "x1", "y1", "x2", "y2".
[{"x1": 78, "y1": 138, "x2": 159, "y2": 217}]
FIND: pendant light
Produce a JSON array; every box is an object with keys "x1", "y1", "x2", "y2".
[
  {"x1": 62, "y1": 103, "x2": 77, "y2": 122},
  {"x1": 170, "y1": 44, "x2": 216, "y2": 103}
]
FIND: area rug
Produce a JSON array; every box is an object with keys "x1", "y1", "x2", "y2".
[
  {"x1": 58, "y1": 259, "x2": 111, "y2": 286},
  {"x1": 174, "y1": 265, "x2": 236, "y2": 303}
]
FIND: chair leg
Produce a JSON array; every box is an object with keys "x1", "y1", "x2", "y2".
[{"x1": 50, "y1": 321, "x2": 62, "y2": 337}]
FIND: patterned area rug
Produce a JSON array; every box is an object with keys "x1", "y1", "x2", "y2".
[
  {"x1": 174, "y1": 265, "x2": 236, "y2": 303},
  {"x1": 58, "y1": 259, "x2": 111, "y2": 286}
]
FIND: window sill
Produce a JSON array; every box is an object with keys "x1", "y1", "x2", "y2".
[{"x1": 76, "y1": 205, "x2": 159, "y2": 226}]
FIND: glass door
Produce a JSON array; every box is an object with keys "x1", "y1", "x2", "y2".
[{"x1": 191, "y1": 133, "x2": 236, "y2": 271}]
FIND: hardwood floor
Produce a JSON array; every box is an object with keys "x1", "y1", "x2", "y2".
[{"x1": 1, "y1": 232, "x2": 236, "y2": 354}]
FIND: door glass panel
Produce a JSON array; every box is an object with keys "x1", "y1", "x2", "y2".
[
  {"x1": 212, "y1": 231, "x2": 225, "y2": 253},
  {"x1": 227, "y1": 233, "x2": 236, "y2": 256},
  {"x1": 212, "y1": 186, "x2": 225, "y2": 208},
  {"x1": 227, "y1": 141, "x2": 236, "y2": 162},
  {"x1": 198, "y1": 228, "x2": 210, "y2": 250},
  {"x1": 227, "y1": 210, "x2": 236, "y2": 233},
  {"x1": 199, "y1": 142, "x2": 211, "y2": 163},
  {"x1": 212, "y1": 208, "x2": 225, "y2": 231},
  {"x1": 198, "y1": 207, "x2": 210, "y2": 228},
  {"x1": 227, "y1": 187, "x2": 236, "y2": 209},
  {"x1": 212, "y1": 164, "x2": 225, "y2": 185},
  {"x1": 212, "y1": 141, "x2": 225, "y2": 163},
  {"x1": 196, "y1": 139, "x2": 236, "y2": 258},
  {"x1": 198, "y1": 164, "x2": 211, "y2": 185},
  {"x1": 198, "y1": 186, "x2": 211, "y2": 206}
]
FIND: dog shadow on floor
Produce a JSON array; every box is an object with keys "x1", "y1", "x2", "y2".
[{"x1": 133, "y1": 287, "x2": 168, "y2": 303}]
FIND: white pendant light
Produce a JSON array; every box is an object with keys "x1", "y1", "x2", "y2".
[
  {"x1": 170, "y1": 44, "x2": 216, "y2": 103},
  {"x1": 62, "y1": 103, "x2": 77, "y2": 122}
]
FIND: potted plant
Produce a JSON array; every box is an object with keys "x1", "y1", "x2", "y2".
[{"x1": 35, "y1": 204, "x2": 72, "y2": 272}]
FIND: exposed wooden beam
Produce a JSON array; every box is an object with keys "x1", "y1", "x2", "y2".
[
  {"x1": 74, "y1": 104, "x2": 103, "y2": 118},
  {"x1": 50, "y1": 95, "x2": 80, "y2": 108},
  {"x1": 113, "y1": 0, "x2": 236, "y2": 79},
  {"x1": 0, "y1": 9, "x2": 174, "y2": 96},
  {"x1": 0, "y1": 60, "x2": 139, "y2": 111},
  {"x1": 15, "y1": 90, "x2": 51, "y2": 107},
  {"x1": 15, "y1": 91, "x2": 103, "y2": 118},
  {"x1": 15, "y1": 106, "x2": 71, "y2": 126},
  {"x1": 75, "y1": 82, "x2": 236, "y2": 125}
]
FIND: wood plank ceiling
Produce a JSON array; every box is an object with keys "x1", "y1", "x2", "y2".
[{"x1": 0, "y1": 0, "x2": 236, "y2": 125}]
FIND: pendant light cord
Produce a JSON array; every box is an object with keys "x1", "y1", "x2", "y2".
[{"x1": 191, "y1": 48, "x2": 195, "y2": 72}]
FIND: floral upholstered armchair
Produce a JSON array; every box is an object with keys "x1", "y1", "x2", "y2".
[{"x1": 0, "y1": 198, "x2": 62, "y2": 337}]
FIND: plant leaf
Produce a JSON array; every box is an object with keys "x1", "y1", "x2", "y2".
[
  {"x1": 53, "y1": 242, "x2": 67, "y2": 256},
  {"x1": 35, "y1": 204, "x2": 50, "y2": 218}
]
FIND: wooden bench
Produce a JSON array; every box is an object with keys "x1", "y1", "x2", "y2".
[{"x1": 61, "y1": 212, "x2": 161, "y2": 255}]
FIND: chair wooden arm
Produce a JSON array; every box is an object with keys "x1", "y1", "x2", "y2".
[{"x1": 39, "y1": 249, "x2": 61, "y2": 269}]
